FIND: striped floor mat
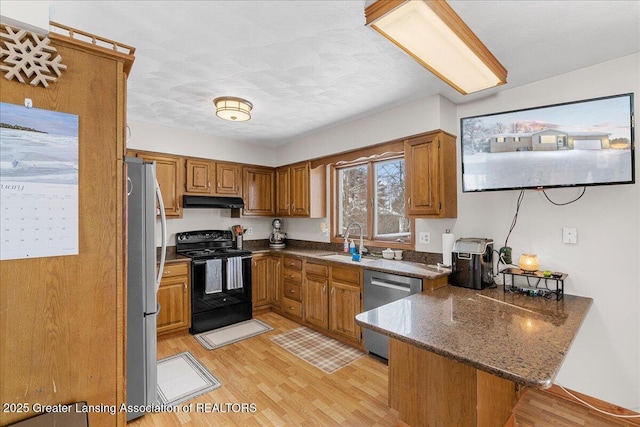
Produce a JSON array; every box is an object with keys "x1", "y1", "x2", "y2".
[{"x1": 157, "y1": 351, "x2": 221, "y2": 406}]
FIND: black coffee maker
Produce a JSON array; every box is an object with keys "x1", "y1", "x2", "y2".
[{"x1": 450, "y1": 238, "x2": 494, "y2": 289}]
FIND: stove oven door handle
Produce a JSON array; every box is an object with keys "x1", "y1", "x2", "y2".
[{"x1": 154, "y1": 176, "x2": 167, "y2": 293}]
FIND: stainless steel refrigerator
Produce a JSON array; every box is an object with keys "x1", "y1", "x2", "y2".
[{"x1": 125, "y1": 157, "x2": 166, "y2": 421}]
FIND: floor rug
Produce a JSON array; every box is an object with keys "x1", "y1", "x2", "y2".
[
  {"x1": 157, "y1": 351, "x2": 221, "y2": 406},
  {"x1": 194, "y1": 319, "x2": 273, "y2": 350},
  {"x1": 270, "y1": 327, "x2": 365, "y2": 373}
]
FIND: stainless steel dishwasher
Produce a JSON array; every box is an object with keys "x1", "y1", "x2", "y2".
[{"x1": 363, "y1": 269, "x2": 423, "y2": 359}]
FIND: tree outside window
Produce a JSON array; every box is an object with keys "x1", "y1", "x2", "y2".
[{"x1": 336, "y1": 156, "x2": 410, "y2": 244}]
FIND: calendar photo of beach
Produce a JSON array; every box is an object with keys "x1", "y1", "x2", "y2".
[{"x1": 0, "y1": 102, "x2": 79, "y2": 185}]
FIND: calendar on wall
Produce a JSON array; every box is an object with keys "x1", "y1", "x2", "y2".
[{"x1": 0, "y1": 101, "x2": 79, "y2": 260}]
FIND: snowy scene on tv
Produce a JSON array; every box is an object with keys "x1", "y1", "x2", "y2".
[{"x1": 461, "y1": 94, "x2": 634, "y2": 192}]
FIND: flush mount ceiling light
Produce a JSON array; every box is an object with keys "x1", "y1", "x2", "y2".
[
  {"x1": 213, "y1": 97, "x2": 253, "y2": 122},
  {"x1": 365, "y1": 0, "x2": 508, "y2": 95}
]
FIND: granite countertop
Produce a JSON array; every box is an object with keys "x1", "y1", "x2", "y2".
[
  {"x1": 355, "y1": 285, "x2": 593, "y2": 388},
  {"x1": 159, "y1": 246, "x2": 190, "y2": 264},
  {"x1": 252, "y1": 247, "x2": 451, "y2": 283},
  {"x1": 158, "y1": 245, "x2": 450, "y2": 283}
]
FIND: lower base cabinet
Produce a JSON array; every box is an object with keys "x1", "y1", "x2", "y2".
[
  {"x1": 157, "y1": 261, "x2": 191, "y2": 337},
  {"x1": 329, "y1": 280, "x2": 361, "y2": 342},
  {"x1": 389, "y1": 338, "x2": 519, "y2": 427},
  {"x1": 303, "y1": 261, "x2": 362, "y2": 346},
  {"x1": 252, "y1": 254, "x2": 283, "y2": 312}
]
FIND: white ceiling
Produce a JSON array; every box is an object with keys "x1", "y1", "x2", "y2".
[{"x1": 49, "y1": 1, "x2": 640, "y2": 147}]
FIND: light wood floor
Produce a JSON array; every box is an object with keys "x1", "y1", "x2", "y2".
[{"x1": 128, "y1": 312, "x2": 399, "y2": 426}]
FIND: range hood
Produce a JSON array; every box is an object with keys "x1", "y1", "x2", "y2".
[{"x1": 182, "y1": 195, "x2": 244, "y2": 209}]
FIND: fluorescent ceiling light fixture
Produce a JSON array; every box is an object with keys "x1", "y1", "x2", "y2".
[
  {"x1": 365, "y1": 0, "x2": 508, "y2": 94},
  {"x1": 213, "y1": 97, "x2": 253, "y2": 122}
]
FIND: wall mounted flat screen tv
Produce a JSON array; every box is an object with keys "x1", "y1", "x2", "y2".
[{"x1": 460, "y1": 93, "x2": 635, "y2": 192}]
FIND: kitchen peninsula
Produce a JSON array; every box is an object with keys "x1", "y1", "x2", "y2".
[{"x1": 355, "y1": 285, "x2": 593, "y2": 427}]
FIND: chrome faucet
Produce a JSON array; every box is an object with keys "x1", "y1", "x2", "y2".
[{"x1": 344, "y1": 222, "x2": 366, "y2": 255}]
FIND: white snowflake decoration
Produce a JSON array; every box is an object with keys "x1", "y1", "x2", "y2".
[{"x1": 0, "y1": 25, "x2": 67, "y2": 88}]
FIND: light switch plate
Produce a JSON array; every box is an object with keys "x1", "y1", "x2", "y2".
[
  {"x1": 562, "y1": 227, "x2": 577, "y2": 244},
  {"x1": 419, "y1": 232, "x2": 430, "y2": 244}
]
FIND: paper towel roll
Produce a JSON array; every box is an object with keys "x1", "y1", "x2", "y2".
[{"x1": 442, "y1": 231, "x2": 455, "y2": 267}]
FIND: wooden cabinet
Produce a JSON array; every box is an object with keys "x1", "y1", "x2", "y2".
[
  {"x1": 185, "y1": 158, "x2": 241, "y2": 196},
  {"x1": 130, "y1": 150, "x2": 182, "y2": 218},
  {"x1": 252, "y1": 254, "x2": 282, "y2": 313},
  {"x1": 303, "y1": 261, "x2": 330, "y2": 329},
  {"x1": 329, "y1": 266, "x2": 362, "y2": 343},
  {"x1": 301, "y1": 260, "x2": 362, "y2": 345},
  {"x1": 404, "y1": 131, "x2": 457, "y2": 218},
  {"x1": 282, "y1": 257, "x2": 303, "y2": 320},
  {"x1": 275, "y1": 166, "x2": 291, "y2": 216},
  {"x1": 252, "y1": 255, "x2": 271, "y2": 310},
  {"x1": 275, "y1": 161, "x2": 326, "y2": 218},
  {"x1": 216, "y1": 161, "x2": 242, "y2": 195},
  {"x1": 185, "y1": 158, "x2": 212, "y2": 194},
  {"x1": 242, "y1": 166, "x2": 276, "y2": 216},
  {"x1": 157, "y1": 261, "x2": 191, "y2": 336}
]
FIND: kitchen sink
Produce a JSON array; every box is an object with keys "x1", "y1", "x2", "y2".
[{"x1": 319, "y1": 253, "x2": 377, "y2": 263}]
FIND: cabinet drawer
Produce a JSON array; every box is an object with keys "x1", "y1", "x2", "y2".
[
  {"x1": 283, "y1": 269, "x2": 302, "y2": 284},
  {"x1": 283, "y1": 257, "x2": 302, "y2": 270},
  {"x1": 305, "y1": 261, "x2": 328, "y2": 277},
  {"x1": 283, "y1": 281, "x2": 302, "y2": 302},
  {"x1": 332, "y1": 266, "x2": 360, "y2": 285},
  {"x1": 282, "y1": 297, "x2": 302, "y2": 318},
  {"x1": 161, "y1": 262, "x2": 189, "y2": 278}
]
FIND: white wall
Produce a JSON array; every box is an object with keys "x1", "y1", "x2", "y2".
[
  {"x1": 456, "y1": 53, "x2": 639, "y2": 411},
  {"x1": 127, "y1": 121, "x2": 277, "y2": 167},
  {"x1": 275, "y1": 94, "x2": 457, "y2": 165},
  {"x1": 0, "y1": 1, "x2": 50, "y2": 34}
]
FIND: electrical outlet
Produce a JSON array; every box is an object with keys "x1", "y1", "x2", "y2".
[
  {"x1": 246, "y1": 228, "x2": 253, "y2": 235},
  {"x1": 419, "y1": 232, "x2": 430, "y2": 244},
  {"x1": 562, "y1": 227, "x2": 577, "y2": 244}
]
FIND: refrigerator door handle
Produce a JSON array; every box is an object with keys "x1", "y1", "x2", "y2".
[{"x1": 154, "y1": 178, "x2": 167, "y2": 293}]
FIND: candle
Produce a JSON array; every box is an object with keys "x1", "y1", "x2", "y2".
[{"x1": 519, "y1": 254, "x2": 539, "y2": 272}]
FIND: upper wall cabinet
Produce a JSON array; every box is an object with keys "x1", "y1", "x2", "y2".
[
  {"x1": 404, "y1": 131, "x2": 457, "y2": 218},
  {"x1": 276, "y1": 161, "x2": 326, "y2": 218},
  {"x1": 242, "y1": 166, "x2": 276, "y2": 216},
  {"x1": 185, "y1": 158, "x2": 241, "y2": 196},
  {"x1": 129, "y1": 150, "x2": 183, "y2": 218}
]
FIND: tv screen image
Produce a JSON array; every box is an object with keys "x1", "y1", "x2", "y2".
[{"x1": 460, "y1": 93, "x2": 635, "y2": 192}]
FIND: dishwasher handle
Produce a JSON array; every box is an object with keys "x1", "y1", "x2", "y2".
[{"x1": 369, "y1": 279, "x2": 411, "y2": 292}]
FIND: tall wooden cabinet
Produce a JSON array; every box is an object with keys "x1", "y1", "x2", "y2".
[
  {"x1": 0, "y1": 24, "x2": 134, "y2": 426},
  {"x1": 130, "y1": 151, "x2": 182, "y2": 218},
  {"x1": 276, "y1": 161, "x2": 326, "y2": 218},
  {"x1": 404, "y1": 130, "x2": 457, "y2": 218}
]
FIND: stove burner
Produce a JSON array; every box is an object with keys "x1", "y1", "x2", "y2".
[{"x1": 176, "y1": 230, "x2": 252, "y2": 259}]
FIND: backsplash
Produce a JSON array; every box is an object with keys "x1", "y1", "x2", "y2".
[{"x1": 244, "y1": 239, "x2": 443, "y2": 265}]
